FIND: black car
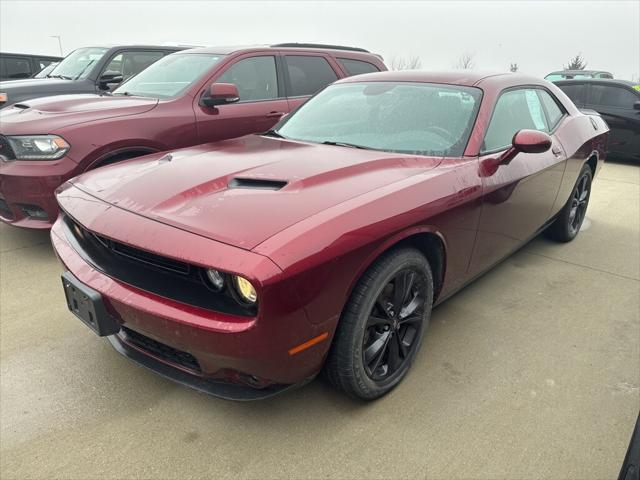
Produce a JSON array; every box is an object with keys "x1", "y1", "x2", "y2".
[
  {"x1": 554, "y1": 79, "x2": 640, "y2": 161},
  {"x1": 0, "y1": 52, "x2": 62, "y2": 81},
  {"x1": 0, "y1": 45, "x2": 188, "y2": 109}
]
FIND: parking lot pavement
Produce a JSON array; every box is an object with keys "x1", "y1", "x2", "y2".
[{"x1": 1, "y1": 161, "x2": 638, "y2": 480}]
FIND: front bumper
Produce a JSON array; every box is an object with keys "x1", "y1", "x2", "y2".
[
  {"x1": 51, "y1": 186, "x2": 332, "y2": 398},
  {"x1": 0, "y1": 156, "x2": 78, "y2": 228}
]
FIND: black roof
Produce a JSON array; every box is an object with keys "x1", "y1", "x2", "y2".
[
  {"x1": 554, "y1": 78, "x2": 638, "y2": 87},
  {"x1": 0, "y1": 52, "x2": 62, "y2": 59}
]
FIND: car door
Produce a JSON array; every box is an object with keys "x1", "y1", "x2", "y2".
[
  {"x1": 469, "y1": 87, "x2": 567, "y2": 275},
  {"x1": 282, "y1": 54, "x2": 341, "y2": 111},
  {"x1": 193, "y1": 54, "x2": 290, "y2": 143},
  {"x1": 557, "y1": 82, "x2": 587, "y2": 109},
  {"x1": 586, "y1": 83, "x2": 640, "y2": 158}
]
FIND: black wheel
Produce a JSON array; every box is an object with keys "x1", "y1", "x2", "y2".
[
  {"x1": 324, "y1": 247, "x2": 434, "y2": 400},
  {"x1": 546, "y1": 164, "x2": 593, "y2": 242}
]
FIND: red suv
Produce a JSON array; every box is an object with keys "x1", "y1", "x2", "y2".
[{"x1": 0, "y1": 43, "x2": 386, "y2": 228}]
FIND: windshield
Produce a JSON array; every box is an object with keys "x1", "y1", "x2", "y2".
[
  {"x1": 49, "y1": 47, "x2": 108, "y2": 80},
  {"x1": 275, "y1": 82, "x2": 482, "y2": 157},
  {"x1": 113, "y1": 53, "x2": 225, "y2": 99}
]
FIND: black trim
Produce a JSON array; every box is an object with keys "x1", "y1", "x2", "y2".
[
  {"x1": 228, "y1": 178, "x2": 287, "y2": 190},
  {"x1": 272, "y1": 43, "x2": 369, "y2": 53},
  {"x1": 61, "y1": 214, "x2": 257, "y2": 317},
  {"x1": 107, "y1": 334, "x2": 308, "y2": 401}
]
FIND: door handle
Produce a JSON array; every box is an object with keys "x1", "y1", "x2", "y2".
[
  {"x1": 552, "y1": 146, "x2": 563, "y2": 157},
  {"x1": 266, "y1": 111, "x2": 285, "y2": 118}
]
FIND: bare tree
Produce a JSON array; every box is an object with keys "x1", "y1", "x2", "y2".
[
  {"x1": 564, "y1": 53, "x2": 587, "y2": 70},
  {"x1": 453, "y1": 52, "x2": 475, "y2": 70},
  {"x1": 391, "y1": 55, "x2": 422, "y2": 71},
  {"x1": 509, "y1": 62, "x2": 519, "y2": 73}
]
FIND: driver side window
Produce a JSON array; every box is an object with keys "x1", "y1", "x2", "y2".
[
  {"x1": 217, "y1": 56, "x2": 278, "y2": 102},
  {"x1": 483, "y1": 89, "x2": 549, "y2": 152}
]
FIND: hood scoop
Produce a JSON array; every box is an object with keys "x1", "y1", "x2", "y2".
[
  {"x1": 13, "y1": 104, "x2": 30, "y2": 110},
  {"x1": 228, "y1": 177, "x2": 287, "y2": 190}
]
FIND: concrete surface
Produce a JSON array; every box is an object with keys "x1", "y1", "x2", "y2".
[{"x1": 1, "y1": 161, "x2": 638, "y2": 480}]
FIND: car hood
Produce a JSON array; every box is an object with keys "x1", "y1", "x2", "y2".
[
  {"x1": 0, "y1": 77, "x2": 76, "y2": 91},
  {"x1": 0, "y1": 94, "x2": 159, "y2": 133},
  {"x1": 69, "y1": 135, "x2": 442, "y2": 250}
]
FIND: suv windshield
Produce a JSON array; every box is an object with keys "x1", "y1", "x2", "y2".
[
  {"x1": 49, "y1": 47, "x2": 108, "y2": 80},
  {"x1": 113, "y1": 53, "x2": 225, "y2": 99},
  {"x1": 275, "y1": 82, "x2": 482, "y2": 157}
]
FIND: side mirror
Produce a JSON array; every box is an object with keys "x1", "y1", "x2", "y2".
[
  {"x1": 633, "y1": 101, "x2": 640, "y2": 111},
  {"x1": 99, "y1": 71, "x2": 124, "y2": 90},
  {"x1": 200, "y1": 83, "x2": 240, "y2": 108},
  {"x1": 499, "y1": 129, "x2": 552, "y2": 165}
]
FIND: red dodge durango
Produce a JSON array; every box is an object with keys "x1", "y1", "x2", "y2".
[{"x1": 0, "y1": 43, "x2": 386, "y2": 228}]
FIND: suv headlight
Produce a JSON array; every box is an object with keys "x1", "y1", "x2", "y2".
[{"x1": 6, "y1": 135, "x2": 70, "y2": 160}]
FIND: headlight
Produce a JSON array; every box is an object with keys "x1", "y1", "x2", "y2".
[
  {"x1": 0, "y1": 93, "x2": 7, "y2": 103},
  {"x1": 233, "y1": 275, "x2": 257, "y2": 304},
  {"x1": 205, "y1": 269, "x2": 225, "y2": 290},
  {"x1": 6, "y1": 135, "x2": 70, "y2": 160}
]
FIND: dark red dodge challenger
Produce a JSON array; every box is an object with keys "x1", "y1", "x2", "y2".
[{"x1": 52, "y1": 71, "x2": 608, "y2": 400}]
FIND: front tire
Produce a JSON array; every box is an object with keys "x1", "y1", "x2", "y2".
[
  {"x1": 324, "y1": 247, "x2": 434, "y2": 400},
  {"x1": 546, "y1": 164, "x2": 593, "y2": 242}
]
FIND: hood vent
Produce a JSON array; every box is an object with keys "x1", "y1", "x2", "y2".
[
  {"x1": 228, "y1": 177, "x2": 287, "y2": 190},
  {"x1": 13, "y1": 104, "x2": 30, "y2": 110}
]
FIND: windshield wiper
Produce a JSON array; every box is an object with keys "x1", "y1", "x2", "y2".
[
  {"x1": 46, "y1": 74, "x2": 72, "y2": 80},
  {"x1": 261, "y1": 129, "x2": 285, "y2": 138},
  {"x1": 113, "y1": 91, "x2": 133, "y2": 96},
  {"x1": 321, "y1": 140, "x2": 370, "y2": 150}
]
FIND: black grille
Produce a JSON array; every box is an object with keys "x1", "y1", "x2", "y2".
[
  {"x1": 121, "y1": 327, "x2": 201, "y2": 372},
  {"x1": 61, "y1": 213, "x2": 256, "y2": 317},
  {"x1": 92, "y1": 233, "x2": 191, "y2": 275},
  {"x1": 0, "y1": 135, "x2": 16, "y2": 161},
  {"x1": 0, "y1": 198, "x2": 12, "y2": 219}
]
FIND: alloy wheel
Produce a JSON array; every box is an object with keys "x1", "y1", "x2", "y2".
[
  {"x1": 568, "y1": 173, "x2": 590, "y2": 234},
  {"x1": 362, "y1": 268, "x2": 427, "y2": 381}
]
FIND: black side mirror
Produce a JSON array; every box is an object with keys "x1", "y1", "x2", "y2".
[
  {"x1": 99, "y1": 71, "x2": 124, "y2": 90},
  {"x1": 633, "y1": 101, "x2": 640, "y2": 111}
]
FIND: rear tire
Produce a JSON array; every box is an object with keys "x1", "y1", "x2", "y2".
[
  {"x1": 546, "y1": 164, "x2": 592, "y2": 242},
  {"x1": 324, "y1": 247, "x2": 434, "y2": 400}
]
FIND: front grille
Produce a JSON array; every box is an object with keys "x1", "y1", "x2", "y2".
[
  {"x1": 92, "y1": 233, "x2": 190, "y2": 275},
  {"x1": 0, "y1": 135, "x2": 16, "y2": 161},
  {"x1": 61, "y1": 213, "x2": 257, "y2": 317},
  {"x1": 0, "y1": 198, "x2": 13, "y2": 219},
  {"x1": 121, "y1": 327, "x2": 201, "y2": 373}
]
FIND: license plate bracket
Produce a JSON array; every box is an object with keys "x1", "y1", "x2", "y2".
[{"x1": 61, "y1": 271, "x2": 121, "y2": 336}]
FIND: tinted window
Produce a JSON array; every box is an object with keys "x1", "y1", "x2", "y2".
[
  {"x1": 1, "y1": 57, "x2": 32, "y2": 79},
  {"x1": 113, "y1": 53, "x2": 225, "y2": 99},
  {"x1": 285, "y1": 55, "x2": 338, "y2": 97},
  {"x1": 589, "y1": 85, "x2": 639, "y2": 109},
  {"x1": 558, "y1": 84, "x2": 586, "y2": 105},
  {"x1": 484, "y1": 89, "x2": 549, "y2": 152},
  {"x1": 338, "y1": 58, "x2": 380, "y2": 76},
  {"x1": 538, "y1": 90, "x2": 564, "y2": 129},
  {"x1": 104, "y1": 51, "x2": 164, "y2": 81},
  {"x1": 277, "y1": 82, "x2": 482, "y2": 157},
  {"x1": 218, "y1": 56, "x2": 278, "y2": 101}
]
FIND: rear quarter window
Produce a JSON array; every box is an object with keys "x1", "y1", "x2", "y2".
[
  {"x1": 588, "y1": 85, "x2": 639, "y2": 109},
  {"x1": 337, "y1": 58, "x2": 380, "y2": 76},
  {"x1": 557, "y1": 84, "x2": 586, "y2": 106}
]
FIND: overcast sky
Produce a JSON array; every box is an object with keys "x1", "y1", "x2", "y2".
[{"x1": 1, "y1": 0, "x2": 638, "y2": 81}]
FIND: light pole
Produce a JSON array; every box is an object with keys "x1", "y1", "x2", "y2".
[{"x1": 50, "y1": 35, "x2": 63, "y2": 56}]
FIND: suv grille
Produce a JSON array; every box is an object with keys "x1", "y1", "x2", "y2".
[
  {"x1": 121, "y1": 327, "x2": 201, "y2": 373},
  {"x1": 0, "y1": 135, "x2": 16, "y2": 161}
]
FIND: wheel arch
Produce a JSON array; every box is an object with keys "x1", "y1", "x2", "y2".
[
  {"x1": 347, "y1": 226, "x2": 448, "y2": 304},
  {"x1": 84, "y1": 146, "x2": 161, "y2": 172}
]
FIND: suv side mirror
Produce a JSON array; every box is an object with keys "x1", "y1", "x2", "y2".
[
  {"x1": 633, "y1": 101, "x2": 640, "y2": 111},
  {"x1": 200, "y1": 83, "x2": 240, "y2": 108},
  {"x1": 500, "y1": 129, "x2": 552, "y2": 165},
  {"x1": 99, "y1": 71, "x2": 124, "y2": 90}
]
